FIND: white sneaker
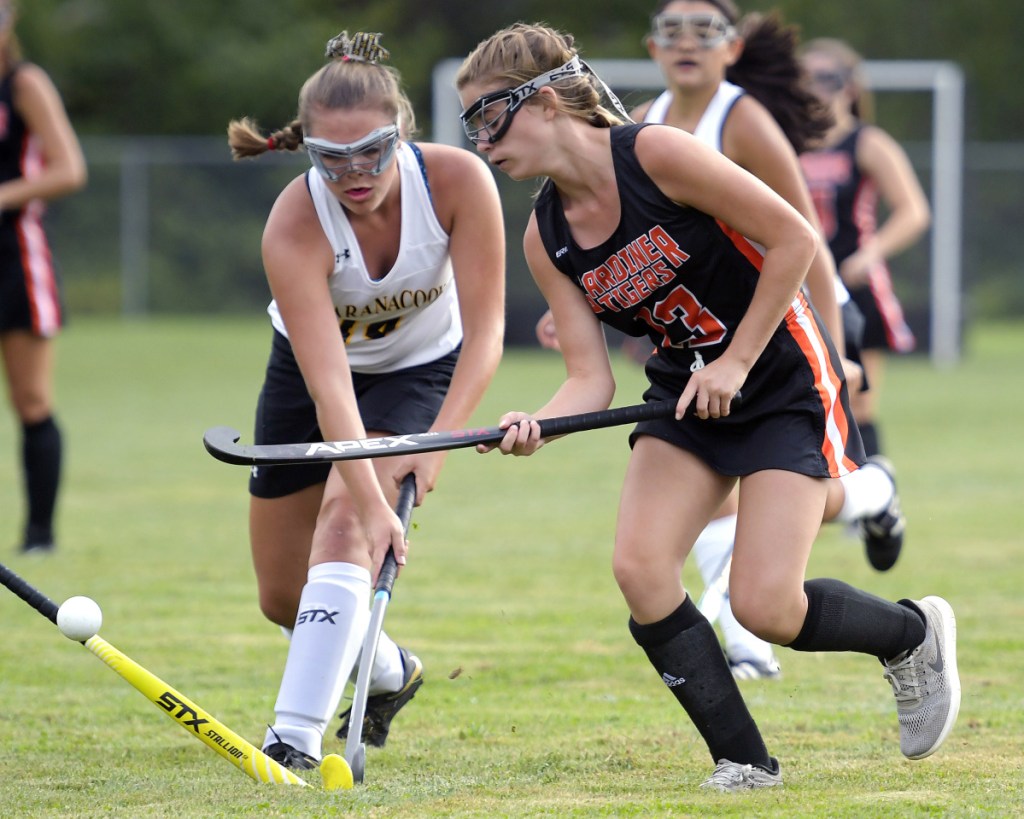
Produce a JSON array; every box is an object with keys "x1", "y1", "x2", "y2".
[
  {"x1": 728, "y1": 654, "x2": 782, "y2": 681},
  {"x1": 700, "y1": 757, "x2": 782, "y2": 792},
  {"x1": 883, "y1": 596, "x2": 960, "y2": 759}
]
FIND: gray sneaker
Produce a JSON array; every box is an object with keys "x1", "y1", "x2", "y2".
[
  {"x1": 699, "y1": 758, "x2": 782, "y2": 792},
  {"x1": 883, "y1": 596, "x2": 961, "y2": 759}
]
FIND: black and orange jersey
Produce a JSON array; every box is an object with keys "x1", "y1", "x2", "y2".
[{"x1": 533, "y1": 123, "x2": 862, "y2": 478}]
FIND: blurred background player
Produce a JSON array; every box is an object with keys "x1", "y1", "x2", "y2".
[
  {"x1": 799, "y1": 37, "x2": 930, "y2": 568},
  {"x1": 0, "y1": 0, "x2": 87, "y2": 555},
  {"x1": 227, "y1": 31, "x2": 504, "y2": 768}
]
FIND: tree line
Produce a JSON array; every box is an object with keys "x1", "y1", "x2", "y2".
[{"x1": 17, "y1": 0, "x2": 1018, "y2": 142}]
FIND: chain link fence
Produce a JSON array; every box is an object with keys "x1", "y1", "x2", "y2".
[{"x1": 42, "y1": 136, "x2": 1024, "y2": 355}]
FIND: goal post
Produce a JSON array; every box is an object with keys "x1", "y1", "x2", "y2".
[{"x1": 431, "y1": 58, "x2": 964, "y2": 366}]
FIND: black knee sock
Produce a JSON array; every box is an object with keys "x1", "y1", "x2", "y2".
[
  {"x1": 22, "y1": 416, "x2": 62, "y2": 543},
  {"x1": 786, "y1": 578, "x2": 925, "y2": 661},
  {"x1": 629, "y1": 597, "x2": 771, "y2": 768},
  {"x1": 858, "y1": 421, "x2": 881, "y2": 458}
]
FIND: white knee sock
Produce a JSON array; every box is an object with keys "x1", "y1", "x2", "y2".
[
  {"x1": 368, "y1": 631, "x2": 404, "y2": 695},
  {"x1": 263, "y1": 562, "x2": 370, "y2": 758},
  {"x1": 719, "y1": 604, "x2": 777, "y2": 666},
  {"x1": 278, "y1": 584, "x2": 403, "y2": 694},
  {"x1": 692, "y1": 515, "x2": 737, "y2": 586},
  {"x1": 342, "y1": 628, "x2": 404, "y2": 694},
  {"x1": 835, "y1": 462, "x2": 895, "y2": 523},
  {"x1": 692, "y1": 515, "x2": 775, "y2": 666}
]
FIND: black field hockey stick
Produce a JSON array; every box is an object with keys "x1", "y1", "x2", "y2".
[
  {"x1": 204, "y1": 393, "x2": 742, "y2": 466},
  {"x1": 344, "y1": 473, "x2": 417, "y2": 784}
]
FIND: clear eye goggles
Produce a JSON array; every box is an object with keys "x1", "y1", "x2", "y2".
[
  {"x1": 808, "y1": 70, "x2": 850, "y2": 95},
  {"x1": 650, "y1": 12, "x2": 736, "y2": 49},
  {"x1": 304, "y1": 125, "x2": 400, "y2": 181},
  {"x1": 459, "y1": 56, "x2": 586, "y2": 145}
]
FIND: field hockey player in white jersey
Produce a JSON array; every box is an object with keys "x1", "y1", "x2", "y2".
[{"x1": 227, "y1": 31, "x2": 505, "y2": 769}]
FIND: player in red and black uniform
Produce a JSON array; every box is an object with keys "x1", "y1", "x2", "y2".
[
  {"x1": 0, "y1": 1, "x2": 86, "y2": 553},
  {"x1": 456, "y1": 22, "x2": 959, "y2": 792},
  {"x1": 798, "y1": 38, "x2": 930, "y2": 571},
  {"x1": 799, "y1": 41, "x2": 928, "y2": 449}
]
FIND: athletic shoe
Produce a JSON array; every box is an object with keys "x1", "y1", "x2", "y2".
[
  {"x1": 729, "y1": 654, "x2": 782, "y2": 681},
  {"x1": 883, "y1": 596, "x2": 960, "y2": 760},
  {"x1": 263, "y1": 741, "x2": 318, "y2": 771},
  {"x1": 700, "y1": 757, "x2": 782, "y2": 792},
  {"x1": 861, "y1": 455, "x2": 906, "y2": 571},
  {"x1": 336, "y1": 647, "x2": 423, "y2": 747}
]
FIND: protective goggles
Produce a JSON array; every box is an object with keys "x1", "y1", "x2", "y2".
[
  {"x1": 304, "y1": 125, "x2": 400, "y2": 181},
  {"x1": 459, "y1": 56, "x2": 586, "y2": 145},
  {"x1": 808, "y1": 70, "x2": 850, "y2": 94},
  {"x1": 650, "y1": 12, "x2": 736, "y2": 49}
]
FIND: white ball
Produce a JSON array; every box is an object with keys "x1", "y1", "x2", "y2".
[{"x1": 56, "y1": 596, "x2": 103, "y2": 641}]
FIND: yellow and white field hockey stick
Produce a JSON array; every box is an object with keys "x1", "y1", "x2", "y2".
[
  {"x1": 84, "y1": 634, "x2": 308, "y2": 785},
  {"x1": 0, "y1": 562, "x2": 318, "y2": 787}
]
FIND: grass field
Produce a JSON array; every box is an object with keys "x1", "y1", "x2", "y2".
[{"x1": 1, "y1": 317, "x2": 1022, "y2": 817}]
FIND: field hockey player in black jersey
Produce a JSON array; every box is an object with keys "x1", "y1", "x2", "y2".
[{"x1": 455, "y1": 22, "x2": 959, "y2": 792}]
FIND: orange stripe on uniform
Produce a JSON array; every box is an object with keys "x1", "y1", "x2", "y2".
[
  {"x1": 716, "y1": 217, "x2": 858, "y2": 474},
  {"x1": 714, "y1": 219, "x2": 765, "y2": 271},
  {"x1": 16, "y1": 203, "x2": 60, "y2": 337},
  {"x1": 16, "y1": 135, "x2": 61, "y2": 337},
  {"x1": 784, "y1": 293, "x2": 860, "y2": 476},
  {"x1": 867, "y1": 263, "x2": 916, "y2": 353}
]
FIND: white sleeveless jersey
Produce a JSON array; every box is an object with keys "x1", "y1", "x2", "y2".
[
  {"x1": 267, "y1": 142, "x2": 461, "y2": 373},
  {"x1": 643, "y1": 80, "x2": 743, "y2": 152},
  {"x1": 645, "y1": 82, "x2": 850, "y2": 306}
]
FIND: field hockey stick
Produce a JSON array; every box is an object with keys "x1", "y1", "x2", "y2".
[
  {"x1": 345, "y1": 472, "x2": 417, "y2": 783},
  {"x1": 0, "y1": 562, "x2": 308, "y2": 787},
  {"x1": 204, "y1": 392, "x2": 742, "y2": 466},
  {"x1": 696, "y1": 550, "x2": 733, "y2": 624}
]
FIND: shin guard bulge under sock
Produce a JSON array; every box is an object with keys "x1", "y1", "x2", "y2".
[
  {"x1": 265, "y1": 562, "x2": 371, "y2": 757},
  {"x1": 629, "y1": 596, "x2": 771, "y2": 768},
  {"x1": 786, "y1": 578, "x2": 926, "y2": 659}
]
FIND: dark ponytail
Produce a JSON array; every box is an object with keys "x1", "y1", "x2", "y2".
[{"x1": 726, "y1": 12, "x2": 832, "y2": 153}]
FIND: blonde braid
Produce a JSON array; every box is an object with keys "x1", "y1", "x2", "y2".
[{"x1": 227, "y1": 117, "x2": 304, "y2": 160}]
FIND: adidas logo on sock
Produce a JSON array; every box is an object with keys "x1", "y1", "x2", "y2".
[{"x1": 662, "y1": 672, "x2": 686, "y2": 688}]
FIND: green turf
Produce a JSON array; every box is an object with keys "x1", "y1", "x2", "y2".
[{"x1": 1, "y1": 317, "x2": 1022, "y2": 816}]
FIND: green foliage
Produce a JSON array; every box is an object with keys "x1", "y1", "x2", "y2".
[
  {"x1": 1, "y1": 317, "x2": 1023, "y2": 815},
  {"x1": 15, "y1": 1, "x2": 1021, "y2": 140}
]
